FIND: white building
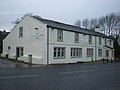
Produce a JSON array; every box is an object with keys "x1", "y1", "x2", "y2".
[{"x1": 1, "y1": 15, "x2": 114, "y2": 65}]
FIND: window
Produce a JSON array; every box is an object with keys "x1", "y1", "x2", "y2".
[
  {"x1": 112, "y1": 50, "x2": 114, "y2": 57},
  {"x1": 98, "y1": 49, "x2": 102, "y2": 57},
  {"x1": 19, "y1": 27, "x2": 23, "y2": 38},
  {"x1": 105, "y1": 39, "x2": 107, "y2": 45},
  {"x1": 105, "y1": 50, "x2": 109, "y2": 57},
  {"x1": 109, "y1": 40, "x2": 112, "y2": 46},
  {"x1": 57, "y1": 30, "x2": 63, "y2": 42},
  {"x1": 75, "y1": 33, "x2": 79, "y2": 43},
  {"x1": 87, "y1": 48, "x2": 93, "y2": 57},
  {"x1": 89, "y1": 35, "x2": 92, "y2": 44},
  {"x1": 71, "y1": 48, "x2": 82, "y2": 58},
  {"x1": 54, "y1": 48, "x2": 57, "y2": 58},
  {"x1": 54, "y1": 47, "x2": 65, "y2": 59},
  {"x1": 58, "y1": 48, "x2": 61, "y2": 57},
  {"x1": 61, "y1": 48, "x2": 65, "y2": 57},
  {"x1": 99, "y1": 37, "x2": 102, "y2": 45}
]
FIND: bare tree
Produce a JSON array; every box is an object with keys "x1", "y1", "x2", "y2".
[
  {"x1": 89, "y1": 18, "x2": 98, "y2": 29},
  {"x1": 112, "y1": 13, "x2": 120, "y2": 37},
  {"x1": 82, "y1": 18, "x2": 89, "y2": 29},
  {"x1": 98, "y1": 13, "x2": 120, "y2": 36},
  {"x1": 74, "y1": 20, "x2": 81, "y2": 27}
]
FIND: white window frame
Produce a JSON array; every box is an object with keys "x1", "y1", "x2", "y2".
[
  {"x1": 75, "y1": 33, "x2": 79, "y2": 43},
  {"x1": 105, "y1": 50, "x2": 109, "y2": 57},
  {"x1": 53, "y1": 47, "x2": 65, "y2": 59},
  {"x1": 105, "y1": 39, "x2": 107, "y2": 45},
  {"x1": 57, "y1": 30, "x2": 63, "y2": 42},
  {"x1": 98, "y1": 49, "x2": 102, "y2": 57},
  {"x1": 71, "y1": 48, "x2": 82, "y2": 58},
  {"x1": 19, "y1": 27, "x2": 23, "y2": 38},
  {"x1": 109, "y1": 40, "x2": 112, "y2": 46},
  {"x1": 89, "y1": 35, "x2": 92, "y2": 44},
  {"x1": 87, "y1": 48, "x2": 93, "y2": 57},
  {"x1": 99, "y1": 37, "x2": 102, "y2": 45}
]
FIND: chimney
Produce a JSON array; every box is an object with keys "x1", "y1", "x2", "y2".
[{"x1": 95, "y1": 25, "x2": 103, "y2": 33}]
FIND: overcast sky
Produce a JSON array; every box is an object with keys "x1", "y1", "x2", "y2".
[{"x1": 0, "y1": 0, "x2": 120, "y2": 31}]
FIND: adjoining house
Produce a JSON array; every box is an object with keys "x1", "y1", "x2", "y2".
[
  {"x1": 0, "y1": 30, "x2": 9, "y2": 54},
  {"x1": 1, "y1": 15, "x2": 114, "y2": 65}
]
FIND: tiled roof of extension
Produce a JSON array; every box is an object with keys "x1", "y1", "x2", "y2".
[{"x1": 33, "y1": 15, "x2": 111, "y2": 39}]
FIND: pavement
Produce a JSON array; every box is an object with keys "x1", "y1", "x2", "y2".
[
  {"x1": 0, "y1": 57, "x2": 114, "y2": 68},
  {"x1": 0, "y1": 59, "x2": 29, "y2": 68},
  {"x1": 0, "y1": 62, "x2": 120, "y2": 90}
]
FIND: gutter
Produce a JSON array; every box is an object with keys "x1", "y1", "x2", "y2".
[
  {"x1": 47, "y1": 26, "x2": 49, "y2": 65},
  {"x1": 95, "y1": 36, "x2": 97, "y2": 61}
]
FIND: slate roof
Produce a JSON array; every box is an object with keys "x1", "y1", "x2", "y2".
[{"x1": 33, "y1": 15, "x2": 111, "y2": 39}]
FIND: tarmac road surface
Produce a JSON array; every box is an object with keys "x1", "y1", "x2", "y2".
[{"x1": 0, "y1": 62, "x2": 120, "y2": 90}]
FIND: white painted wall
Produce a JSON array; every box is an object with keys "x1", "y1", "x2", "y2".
[
  {"x1": 48, "y1": 27, "x2": 114, "y2": 64},
  {"x1": 2, "y1": 15, "x2": 48, "y2": 64},
  {"x1": 2, "y1": 15, "x2": 114, "y2": 65}
]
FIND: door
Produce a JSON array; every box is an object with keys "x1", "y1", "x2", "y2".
[
  {"x1": 16, "y1": 47, "x2": 23, "y2": 60},
  {"x1": 16, "y1": 47, "x2": 19, "y2": 59}
]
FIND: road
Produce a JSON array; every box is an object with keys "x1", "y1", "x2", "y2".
[{"x1": 0, "y1": 62, "x2": 120, "y2": 90}]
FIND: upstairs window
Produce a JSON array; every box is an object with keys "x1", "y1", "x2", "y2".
[
  {"x1": 105, "y1": 39, "x2": 107, "y2": 45},
  {"x1": 99, "y1": 37, "x2": 102, "y2": 45},
  {"x1": 89, "y1": 35, "x2": 92, "y2": 44},
  {"x1": 75, "y1": 33, "x2": 79, "y2": 43},
  {"x1": 109, "y1": 40, "x2": 112, "y2": 46},
  {"x1": 19, "y1": 27, "x2": 23, "y2": 38},
  {"x1": 57, "y1": 30, "x2": 63, "y2": 42}
]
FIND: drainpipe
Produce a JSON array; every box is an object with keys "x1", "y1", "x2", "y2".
[
  {"x1": 95, "y1": 36, "x2": 97, "y2": 61},
  {"x1": 47, "y1": 26, "x2": 49, "y2": 65}
]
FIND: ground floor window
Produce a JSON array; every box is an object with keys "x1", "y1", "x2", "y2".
[
  {"x1": 105, "y1": 50, "x2": 109, "y2": 57},
  {"x1": 71, "y1": 48, "x2": 82, "y2": 58},
  {"x1": 54, "y1": 47, "x2": 65, "y2": 59},
  {"x1": 87, "y1": 48, "x2": 93, "y2": 57},
  {"x1": 98, "y1": 49, "x2": 102, "y2": 57}
]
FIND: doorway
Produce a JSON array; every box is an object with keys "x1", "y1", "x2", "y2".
[{"x1": 16, "y1": 47, "x2": 23, "y2": 59}]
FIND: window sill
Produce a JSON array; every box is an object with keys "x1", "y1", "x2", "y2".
[
  {"x1": 75, "y1": 42, "x2": 79, "y2": 43},
  {"x1": 71, "y1": 57, "x2": 82, "y2": 58},
  {"x1": 87, "y1": 56, "x2": 93, "y2": 58},
  {"x1": 57, "y1": 40, "x2": 63, "y2": 42},
  {"x1": 53, "y1": 57, "x2": 65, "y2": 59}
]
